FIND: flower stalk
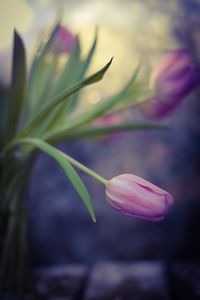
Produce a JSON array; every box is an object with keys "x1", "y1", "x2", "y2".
[{"x1": 60, "y1": 153, "x2": 108, "y2": 185}]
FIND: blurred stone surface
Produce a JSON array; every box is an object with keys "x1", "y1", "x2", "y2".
[
  {"x1": 3, "y1": 263, "x2": 200, "y2": 299},
  {"x1": 33, "y1": 262, "x2": 200, "y2": 299},
  {"x1": 2, "y1": 263, "x2": 200, "y2": 299},
  {"x1": 83, "y1": 262, "x2": 169, "y2": 300},
  {"x1": 34, "y1": 265, "x2": 87, "y2": 300}
]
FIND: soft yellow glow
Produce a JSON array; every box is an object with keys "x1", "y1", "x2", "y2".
[
  {"x1": 64, "y1": 1, "x2": 179, "y2": 110},
  {"x1": 0, "y1": 0, "x2": 33, "y2": 48}
]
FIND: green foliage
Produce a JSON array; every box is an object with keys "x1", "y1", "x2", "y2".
[
  {"x1": 18, "y1": 57, "x2": 113, "y2": 138},
  {"x1": 11, "y1": 137, "x2": 96, "y2": 222},
  {"x1": 6, "y1": 31, "x2": 26, "y2": 143},
  {"x1": 0, "y1": 23, "x2": 165, "y2": 298},
  {"x1": 1, "y1": 25, "x2": 156, "y2": 221}
]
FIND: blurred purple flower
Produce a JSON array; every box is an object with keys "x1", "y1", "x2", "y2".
[
  {"x1": 52, "y1": 25, "x2": 75, "y2": 53},
  {"x1": 94, "y1": 113, "x2": 122, "y2": 126},
  {"x1": 106, "y1": 174, "x2": 173, "y2": 221},
  {"x1": 93, "y1": 113, "x2": 124, "y2": 142},
  {"x1": 142, "y1": 49, "x2": 200, "y2": 118}
]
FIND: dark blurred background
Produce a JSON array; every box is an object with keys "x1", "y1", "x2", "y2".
[{"x1": 1, "y1": 0, "x2": 200, "y2": 267}]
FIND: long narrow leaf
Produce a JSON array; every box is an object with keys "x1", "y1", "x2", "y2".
[
  {"x1": 123, "y1": 63, "x2": 141, "y2": 92},
  {"x1": 44, "y1": 88, "x2": 141, "y2": 142},
  {"x1": 44, "y1": 63, "x2": 144, "y2": 142},
  {"x1": 6, "y1": 30, "x2": 26, "y2": 142},
  {"x1": 64, "y1": 29, "x2": 98, "y2": 114},
  {"x1": 11, "y1": 137, "x2": 96, "y2": 222},
  {"x1": 78, "y1": 28, "x2": 98, "y2": 78},
  {"x1": 46, "y1": 31, "x2": 98, "y2": 130},
  {"x1": 50, "y1": 37, "x2": 82, "y2": 97},
  {"x1": 24, "y1": 43, "x2": 44, "y2": 121},
  {"x1": 43, "y1": 37, "x2": 82, "y2": 130},
  {"x1": 18, "y1": 58, "x2": 113, "y2": 138},
  {"x1": 49, "y1": 123, "x2": 167, "y2": 142},
  {"x1": 25, "y1": 23, "x2": 61, "y2": 121}
]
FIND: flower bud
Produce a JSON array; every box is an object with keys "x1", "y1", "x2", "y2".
[
  {"x1": 142, "y1": 49, "x2": 200, "y2": 118},
  {"x1": 52, "y1": 25, "x2": 75, "y2": 53},
  {"x1": 106, "y1": 174, "x2": 173, "y2": 221}
]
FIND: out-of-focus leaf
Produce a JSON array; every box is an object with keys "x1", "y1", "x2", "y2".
[
  {"x1": 108, "y1": 64, "x2": 146, "y2": 110},
  {"x1": 44, "y1": 63, "x2": 145, "y2": 143},
  {"x1": 50, "y1": 37, "x2": 81, "y2": 96},
  {"x1": 123, "y1": 63, "x2": 141, "y2": 92},
  {"x1": 0, "y1": 88, "x2": 9, "y2": 147},
  {"x1": 18, "y1": 58, "x2": 113, "y2": 138},
  {"x1": 78, "y1": 29, "x2": 98, "y2": 78},
  {"x1": 50, "y1": 122, "x2": 167, "y2": 142},
  {"x1": 11, "y1": 137, "x2": 96, "y2": 222},
  {"x1": 64, "y1": 29, "x2": 98, "y2": 114},
  {"x1": 25, "y1": 24, "x2": 60, "y2": 121},
  {"x1": 43, "y1": 65, "x2": 146, "y2": 142},
  {"x1": 24, "y1": 43, "x2": 43, "y2": 120},
  {"x1": 37, "y1": 23, "x2": 61, "y2": 56},
  {"x1": 6, "y1": 30, "x2": 26, "y2": 143},
  {"x1": 46, "y1": 31, "x2": 98, "y2": 130},
  {"x1": 43, "y1": 37, "x2": 82, "y2": 130}
]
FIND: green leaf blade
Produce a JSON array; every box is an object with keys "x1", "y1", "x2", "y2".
[
  {"x1": 69, "y1": 123, "x2": 167, "y2": 139},
  {"x1": 24, "y1": 23, "x2": 61, "y2": 121},
  {"x1": 14, "y1": 138, "x2": 96, "y2": 222},
  {"x1": 63, "y1": 29, "x2": 98, "y2": 114},
  {"x1": 51, "y1": 37, "x2": 82, "y2": 97},
  {"x1": 18, "y1": 58, "x2": 113, "y2": 138},
  {"x1": 6, "y1": 30, "x2": 26, "y2": 142},
  {"x1": 44, "y1": 62, "x2": 148, "y2": 143},
  {"x1": 42, "y1": 37, "x2": 82, "y2": 130},
  {"x1": 48, "y1": 122, "x2": 167, "y2": 143}
]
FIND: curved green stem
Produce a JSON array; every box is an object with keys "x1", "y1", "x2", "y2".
[
  {"x1": 61, "y1": 153, "x2": 108, "y2": 185},
  {"x1": 3, "y1": 138, "x2": 108, "y2": 186}
]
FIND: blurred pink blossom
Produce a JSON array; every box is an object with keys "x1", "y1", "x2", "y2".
[
  {"x1": 94, "y1": 113, "x2": 124, "y2": 142},
  {"x1": 95, "y1": 113, "x2": 122, "y2": 125},
  {"x1": 52, "y1": 25, "x2": 75, "y2": 53}
]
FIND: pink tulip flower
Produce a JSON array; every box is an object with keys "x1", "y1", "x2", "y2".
[
  {"x1": 142, "y1": 49, "x2": 200, "y2": 118},
  {"x1": 106, "y1": 174, "x2": 173, "y2": 221},
  {"x1": 52, "y1": 25, "x2": 75, "y2": 53}
]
